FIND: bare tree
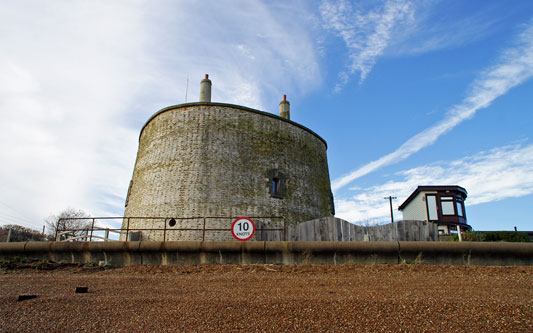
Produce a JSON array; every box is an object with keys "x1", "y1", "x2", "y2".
[{"x1": 45, "y1": 208, "x2": 92, "y2": 241}]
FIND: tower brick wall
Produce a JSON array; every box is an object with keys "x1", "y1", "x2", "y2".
[{"x1": 122, "y1": 102, "x2": 333, "y2": 241}]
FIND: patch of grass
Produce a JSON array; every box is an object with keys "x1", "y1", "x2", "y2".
[{"x1": 35, "y1": 259, "x2": 50, "y2": 271}]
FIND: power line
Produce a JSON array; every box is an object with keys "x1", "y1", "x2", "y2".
[
  {"x1": 0, "y1": 210, "x2": 36, "y2": 225},
  {"x1": 0, "y1": 201, "x2": 38, "y2": 225}
]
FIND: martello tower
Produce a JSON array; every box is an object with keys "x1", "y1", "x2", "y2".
[{"x1": 122, "y1": 75, "x2": 334, "y2": 241}]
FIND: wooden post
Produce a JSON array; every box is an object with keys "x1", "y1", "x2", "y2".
[
  {"x1": 89, "y1": 218, "x2": 95, "y2": 242},
  {"x1": 202, "y1": 217, "x2": 206, "y2": 241},
  {"x1": 55, "y1": 219, "x2": 60, "y2": 241},
  {"x1": 283, "y1": 218, "x2": 286, "y2": 241}
]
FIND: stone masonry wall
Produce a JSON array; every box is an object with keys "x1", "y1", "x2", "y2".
[{"x1": 122, "y1": 103, "x2": 333, "y2": 241}]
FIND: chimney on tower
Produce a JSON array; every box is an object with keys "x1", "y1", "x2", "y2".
[
  {"x1": 199, "y1": 74, "x2": 212, "y2": 102},
  {"x1": 279, "y1": 94, "x2": 290, "y2": 119}
]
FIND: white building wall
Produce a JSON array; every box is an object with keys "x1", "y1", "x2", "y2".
[{"x1": 401, "y1": 191, "x2": 437, "y2": 221}]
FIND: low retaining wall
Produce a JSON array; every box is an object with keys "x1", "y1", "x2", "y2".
[{"x1": 1, "y1": 241, "x2": 531, "y2": 266}]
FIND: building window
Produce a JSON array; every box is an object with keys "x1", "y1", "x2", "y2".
[
  {"x1": 266, "y1": 170, "x2": 286, "y2": 199},
  {"x1": 440, "y1": 196, "x2": 455, "y2": 215},
  {"x1": 456, "y1": 200, "x2": 464, "y2": 217},
  {"x1": 426, "y1": 195, "x2": 438, "y2": 220}
]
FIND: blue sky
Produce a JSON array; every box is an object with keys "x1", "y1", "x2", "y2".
[{"x1": 0, "y1": 0, "x2": 532, "y2": 232}]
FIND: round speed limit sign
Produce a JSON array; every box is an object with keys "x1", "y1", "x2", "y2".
[{"x1": 231, "y1": 217, "x2": 256, "y2": 241}]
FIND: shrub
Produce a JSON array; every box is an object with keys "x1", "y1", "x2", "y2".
[
  {"x1": 462, "y1": 230, "x2": 486, "y2": 242},
  {"x1": 483, "y1": 231, "x2": 530, "y2": 242},
  {"x1": 448, "y1": 230, "x2": 530, "y2": 242},
  {"x1": 0, "y1": 225, "x2": 48, "y2": 242}
]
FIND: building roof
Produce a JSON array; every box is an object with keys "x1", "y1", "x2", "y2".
[{"x1": 398, "y1": 185, "x2": 467, "y2": 211}]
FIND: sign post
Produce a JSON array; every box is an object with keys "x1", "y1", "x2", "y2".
[{"x1": 231, "y1": 217, "x2": 256, "y2": 241}]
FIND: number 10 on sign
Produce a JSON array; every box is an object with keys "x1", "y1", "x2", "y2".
[{"x1": 231, "y1": 217, "x2": 256, "y2": 241}]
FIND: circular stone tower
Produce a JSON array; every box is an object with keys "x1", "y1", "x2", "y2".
[{"x1": 122, "y1": 75, "x2": 334, "y2": 241}]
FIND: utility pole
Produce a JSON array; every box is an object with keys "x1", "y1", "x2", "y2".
[
  {"x1": 385, "y1": 196, "x2": 397, "y2": 240},
  {"x1": 385, "y1": 196, "x2": 397, "y2": 223}
]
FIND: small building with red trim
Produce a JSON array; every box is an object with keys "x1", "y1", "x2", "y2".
[{"x1": 398, "y1": 185, "x2": 471, "y2": 235}]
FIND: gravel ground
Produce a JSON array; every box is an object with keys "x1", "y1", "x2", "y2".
[{"x1": 0, "y1": 264, "x2": 532, "y2": 332}]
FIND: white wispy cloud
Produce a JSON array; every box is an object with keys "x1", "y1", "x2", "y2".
[
  {"x1": 0, "y1": 1, "x2": 320, "y2": 230},
  {"x1": 320, "y1": 0, "x2": 415, "y2": 89},
  {"x1": 335, "y1": 143, "x2": 533, "y2": 223},
  {"x1": 388, "y1": 3, "x2": 504, "y2": 56},
  {"x1": 0, "y1": 1, "x2": 147, "y2": 228},
  {"x1": 332, "y1": 18, "x2": 533, "y2": 191},
  {"x1": 147, "y1": 0, "x2": 321, "y2": 111}
]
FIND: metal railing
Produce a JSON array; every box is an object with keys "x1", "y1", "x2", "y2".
[{"x1": 55, "y1": 216, "x2": 285, "y2": 242}]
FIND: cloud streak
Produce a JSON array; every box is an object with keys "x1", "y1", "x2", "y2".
[
  {"x1": 332, "y1": 19, "x2": 533, "y2": 191},
  {"x1": 320, "y1": 0, "x2": 415, "y2": 89},
  {"x1": 335, "y1": 143, "x2": 533, "y2": 223}
]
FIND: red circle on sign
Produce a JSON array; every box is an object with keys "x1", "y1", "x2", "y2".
[{"x1": 231, "y1": 217, "x2": 256, "y2": 241}]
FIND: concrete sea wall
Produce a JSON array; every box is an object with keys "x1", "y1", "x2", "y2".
[{"x1": 1, "y1": 241, "x2": 531, "y2": 266}]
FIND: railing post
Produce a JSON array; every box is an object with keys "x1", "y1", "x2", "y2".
[
  {"x1": 283, "y1": 218, "x2": 286, "y2": 241},
  {"x1": 105, "y1": 228, "x2": 109, "y2": 241},
  {"x1": 55, "y1": 219, "x2": 60, "y2": 241},
  {"x1": 202, "y1": 217, "x2": 206, "y2": 241},
  {"x1": 126, "y1": 217, "x2": 130, "y2": 241},
  {"x1": 163, "y1": 219, "x2": 167, "y2": 242},
  {"x1": 89, "y1": 218, "x2": 95, "y2": 242}
]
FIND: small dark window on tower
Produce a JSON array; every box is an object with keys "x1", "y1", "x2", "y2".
[
  {"x1": 267, "y1": 170, "x2": 286, "y2": 199},
  {"x1": 168, "y1": 219, "x2": 176, "y2": 227},
  {"x1": 272, "y1": 178, "x2": 280, "y2": 194}
]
